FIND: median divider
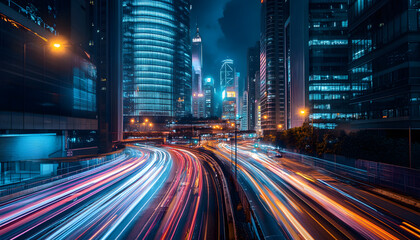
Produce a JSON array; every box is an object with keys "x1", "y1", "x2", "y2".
[{"x1": 202, "y1": 146, "x2": 265, "y2": 240}]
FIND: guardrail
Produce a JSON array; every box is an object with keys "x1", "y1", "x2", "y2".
[
  {"x1": 204, "y1": 145, "x2": 265, "y2": 240},
  {"x1": 281, "y1": 150, "x2": 420, "y2": 199},
  {"x1": 0, "y1": 149, "x2": 128, "y2": 199}
]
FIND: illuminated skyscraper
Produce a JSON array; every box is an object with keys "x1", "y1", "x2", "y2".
[
  {"x1": 260, "y1": 0, "x2": 287, "y2": 134},
  {"x1": 122, "y1": 0, "x2": 191, "y2": 128},
  {"x1": 220, "y1": 59, "x2": 237, "y2": 120},
  {"x1": 284, "y1": 0, "x2": 357, "y2": 129},
  {"x1": 349, "y1": 0, "x2": 420, "y2": 130},
  {"x1": 192, "y1": 26, "x2": 204, "y2": 118}
]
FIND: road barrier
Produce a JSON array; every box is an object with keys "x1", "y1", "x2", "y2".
[
  {"x1": 281, "y1": 150, "x2": 420, "y2": 199},
  {"x1": 0, "y1": 149, "x2": 127, "y2": 199}
]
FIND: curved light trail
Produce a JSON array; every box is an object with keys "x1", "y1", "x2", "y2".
[
  {"x1": 0, "y1": 146, "x2": 172, "y2": 239},
  {"x1": 208, "y1": 142, "x2": 420, "y2": 240},
  {"x1": 0, "y1": 145, "x2": 227, "y2": 240}
]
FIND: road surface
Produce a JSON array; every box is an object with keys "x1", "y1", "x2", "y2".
[
  {"x1": 0, "y1": 145, "x2": 232, "y2": 239},
  {"x1": 206, "y1": 141, "x2": 420, "y2": 240}
]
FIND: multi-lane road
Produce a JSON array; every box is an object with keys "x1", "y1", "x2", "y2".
[
  {"x1": 206, "y1": 141, "x2": 420, "y2": 240},
  {"x1": 0, "y1": 145, "x2": 231, "y2": 240},
  {"x1": 1, "y1": 142, "x2": 420, "y2": 239}
]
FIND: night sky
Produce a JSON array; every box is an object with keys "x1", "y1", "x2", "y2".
[{"x1": 190, "y1": 0, "x2": 261, "y2": 93}]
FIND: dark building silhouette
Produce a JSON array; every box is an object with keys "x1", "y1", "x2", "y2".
[
  {"x1": 246, "y1": 42, "x2": 259, "y2": 131},
  {"x1": 0, "y1": 0, "x2": 99, "y2": 158},
  {"x1": 91, "y1": 0, "x2": 123, "y2": 152}
]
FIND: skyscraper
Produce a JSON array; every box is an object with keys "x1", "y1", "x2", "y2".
[
  {"x1": 285, "y1": 0, "x2": 354, "y2": 130},
  {"x1": 91, "y1": 0, "x2": 123, "y2": 152},
  {"x1": 260, "y1": 0, "x2": 287, "y2": 134},
  {"x1": 246, "y1": 42, "x2": 260, "y2": 131},
  {"x1": 122, "y1": 0, "x2": 191, "y2": 128},
  {"x1": 348, "y1": 0, "x2": 420, "y2": 130},
  {"x1": 220, "y1": 59, "x2": 237, "y2": 120},
  {"x1": 192, "y1": 26, "x2": 205, "y2": 118}
]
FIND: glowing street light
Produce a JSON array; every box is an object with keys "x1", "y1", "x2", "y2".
[
  {"x1": 130, "y1": 118, "x2": 135, "y2": 124},
  {"x1": 277, "y1": 124, "x2": 283, "y2": 129},
  {"x1": 263, "y1": 115, "x2": 268, "y2": 120},
  {"x1": 52, "y1": 43, "x2": 61, "y2": 48}
]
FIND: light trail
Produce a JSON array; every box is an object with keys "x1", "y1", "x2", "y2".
[
  {"x1": 0, "y1": 146, "x2": 172, "y2": 240},
  {"x1": 208, "y1": 142, "x2": 420, "y2": 240}
]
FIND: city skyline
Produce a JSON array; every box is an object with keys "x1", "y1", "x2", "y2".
[{"x1": 0, "y1": 1, "x2": 419, "y2": 239}]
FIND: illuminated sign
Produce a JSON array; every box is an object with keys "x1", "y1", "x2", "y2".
[{"x1": 226, "y1": 91, "x2": 236, "y2": 98}]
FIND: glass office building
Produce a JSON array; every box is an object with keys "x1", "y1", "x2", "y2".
[
  {"x1": 348, "y1": 0, "x2": 420, "y2": 129},
  {"x1": 122, "y1": 0, "x2": 191, "y2": 127},
  {"x1": 308, "y1": 1, "x2": 355, "y2": 129}
]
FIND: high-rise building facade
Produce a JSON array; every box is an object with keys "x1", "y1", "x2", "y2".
[
  {"x1": 284, "y1": 0, "x2": 361, "y2": 130},
  {"x1": 220, "y1": 59, "x2": 237, "y2": 120},
  {"x1": 348, "y1": 0, "x2": 420, "y2": 129},
  {"x1": 307, "y1": 0, "x2": 354, "y2": 129},
  {"x1": 246, "y1": 42, "x2": 260, "y2": 131},
  {"x1": 122, "y1": 0, "x2": 191, "y2": 128},
  {"x1": 260, "y1": 0, "x2": 287, "y2": 134},
  {"x1": 91, "y1": 0, "x2": 123, "y2": 152}
]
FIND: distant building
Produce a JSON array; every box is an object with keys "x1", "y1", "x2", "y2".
[
  {"x1": 241, "y1": 91, "x2": 249, "y2": 131},
  {"x1": 348, "y1": 0, "x2": 420, "y2": 129},
  {"x1": 122, "y1": 0, "x2": 191, "y2": 128},
  {"x1": 192, "y1": 26, "x2": 204, "y2": 118},
  {"x1": 246, "y1": 42, "x2": 260, "y2": 131},
  {"x1": 220, "y1": 59, "x2": 238, "y2": 120},
  {"x1": 203, "y1": 77, "x2": 215, "y2": 118},
  {"x1": 192, "y1": 93, "x2": 205, "y2": 119}
]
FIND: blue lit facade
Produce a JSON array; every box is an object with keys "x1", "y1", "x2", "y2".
[
  {"x1": 308, "y1": 1, "x2": 355, "y2": 129},
  {"x1": 122, "y1": 0, "x2": 191, "y2": 127},
  {"x1": 285, "y1": 0, "x2": 360, "y2": 130}
]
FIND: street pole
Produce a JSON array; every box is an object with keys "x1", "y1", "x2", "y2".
[
  {"x1": 23, "y1": 42, "x2": 26, "y2": 130},
  {"x1": 235, "y1": 119, "x2": 238, "y2": 180},
  {"x1": 409, "y1": 125, "x2": 412, "y2": 168}
]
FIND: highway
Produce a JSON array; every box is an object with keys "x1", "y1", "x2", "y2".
[
  {"x1": 206, "y1": 141, "x2": 420, "y2": 240},
  {"x1": 0, "y1": 145, "x2": 232, "y2": 239}
]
